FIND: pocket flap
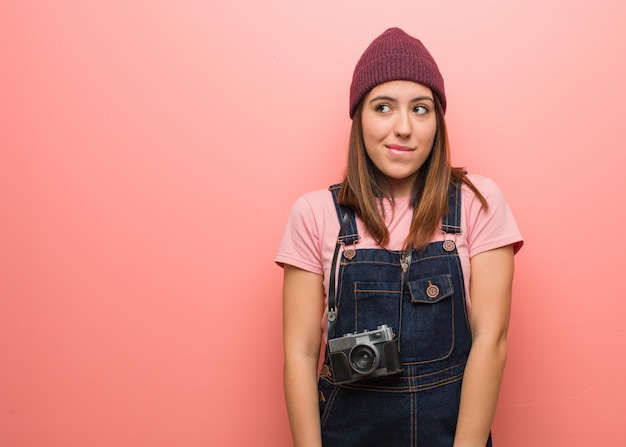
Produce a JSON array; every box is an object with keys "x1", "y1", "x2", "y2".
[{"x1": 408, "y1": 273, "x2": 454, "y2": 304}]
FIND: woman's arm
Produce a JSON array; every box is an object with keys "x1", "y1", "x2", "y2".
[
  {"x1": 454, "y1": 245, "x2": 515, "y2": 447},
  {"x1": 282, "y1": 264, "x2": 325, "y2": 447}
]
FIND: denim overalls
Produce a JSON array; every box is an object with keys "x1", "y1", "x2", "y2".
[{"x1": 318, "y1": 183, "x2": 493, "y2": 447}]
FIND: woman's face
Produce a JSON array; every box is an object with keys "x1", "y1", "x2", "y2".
[{"x1": 361, "y1": 80, "x2": 437, "y2": 197}]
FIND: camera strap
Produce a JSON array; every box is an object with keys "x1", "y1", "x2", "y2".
[
  {"x1": 327, "y1": 208, "x2": 354, "y2": 340},
  {"x1": 397, "y1": 249, "x2": 412, "y2": 353}
]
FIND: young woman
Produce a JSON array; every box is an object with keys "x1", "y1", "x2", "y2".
[{"x1": 276, "y1": 27, "x2": 523, "y2": 447}]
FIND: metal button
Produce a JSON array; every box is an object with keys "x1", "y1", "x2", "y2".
[
  {"x1": 442, "y1": 240, "x2": 456, "y2": 252},
  {"x1": 426, "y1": 281, "x2": 440, "y2": 298},
  {"x1": 320, "y1": 364, "x2": 331, "y2": 379}
]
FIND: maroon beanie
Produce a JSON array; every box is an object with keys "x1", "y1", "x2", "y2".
[{"x1": 349, "y1": 28, "x2": 446, "y2": 118}]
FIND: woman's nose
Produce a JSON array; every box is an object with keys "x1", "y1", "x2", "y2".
[{"x1": 394, "y1": 112, "x2": 411, "y2": 137}]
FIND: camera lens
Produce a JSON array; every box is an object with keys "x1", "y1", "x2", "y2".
[{"x1": 349, "y1": 344, "x2": 378, "y2": 374}]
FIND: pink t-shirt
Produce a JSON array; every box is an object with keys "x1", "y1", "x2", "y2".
[{"x1": 276, "y1": 175, "x2": 523, "y2": 338}]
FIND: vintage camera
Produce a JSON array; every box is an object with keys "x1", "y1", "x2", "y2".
[{"x1": 328, "y1": 325, "x2": 403, "y2": 384}]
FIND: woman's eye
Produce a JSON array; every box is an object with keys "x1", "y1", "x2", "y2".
[
  {"x1": 376, "y1": 104, "x2": 391, "y2": 113},
  {"x1": 414, "y1": 105, "x2": 428, "y2": 115}
]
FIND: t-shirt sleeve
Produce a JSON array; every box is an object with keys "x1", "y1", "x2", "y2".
[
  {"x1": 275, "y1": 194, "x2": 324, "y2": 275},
  {"x1": 465, "y1": 177, "x2": 524, "y2": 258}
]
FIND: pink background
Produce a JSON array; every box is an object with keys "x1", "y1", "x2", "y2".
[{"x1": 2, "y1": 1, "x2": 625, "y2": 445}]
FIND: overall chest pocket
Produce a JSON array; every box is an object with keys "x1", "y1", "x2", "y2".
[
  {"x1": 352, "y1": 281, "x2": 402, "y2": 335},
  {"x1": 351, "y1": 273, "x2": 458, "y2": 364},
  {"x1": 404, "y1": 273, "x2": 456, "y2": 363}
]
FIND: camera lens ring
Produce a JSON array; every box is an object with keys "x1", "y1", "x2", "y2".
[{"x1": 348, "y1": 343, "x2": 379, "y2": 375}]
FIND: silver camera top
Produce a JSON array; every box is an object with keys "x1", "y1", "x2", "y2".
[{"x1": 329, "y1": 325, "x2": 394, "y2": 352}]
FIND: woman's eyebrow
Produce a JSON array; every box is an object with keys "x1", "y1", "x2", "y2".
[
  {"x1": 412, "y1": 96, "x2": 434, "y2": 103},
  {"x1": 368, "y1": 95, "x2": 434, "y2": 103}
]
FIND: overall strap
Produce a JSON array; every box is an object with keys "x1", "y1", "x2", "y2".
[
  {"x1": 329, "y1": 184, "x2": 360, "y2": 245},
  {"x1": 441, "y1": 180, "x2": 463, "y2": 235}
]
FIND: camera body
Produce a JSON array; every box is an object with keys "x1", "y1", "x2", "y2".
[{"x1": 327, "y1": 325, "x2": 403, "y2": 384}]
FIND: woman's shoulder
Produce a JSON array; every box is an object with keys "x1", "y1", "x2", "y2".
[
  {"x1": 460, "y1": 173, "x2": 523, "y2": 255},
  {"x1": 291, "y1": 187, "x2": 337, "y2": 215},
  {"x1": 300, "y1": 187, "x2": 336, "y2": 202},
  {"x1": 461, "y1": 173, "x2": 507, "y2": 205},
  {"x1": 285, "y1": 187, "x2": 340, "y2": 233},
  {"x1": 276, "y1": 186, "x2": 342, "y2": 271},
  {"x1": 463, "y1": 173, "x2": 499, "y2": 192}
]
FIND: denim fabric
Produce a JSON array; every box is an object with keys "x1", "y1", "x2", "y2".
[{"x1": 320, "y1": 184, "x2": 492, "y2": 447}]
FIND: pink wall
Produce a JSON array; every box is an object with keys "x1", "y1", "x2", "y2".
[{"x1": 2, "y1": 1, "x2": 625, "y2": 446}]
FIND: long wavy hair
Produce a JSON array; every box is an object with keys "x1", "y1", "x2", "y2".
[{"x1": 337, "y1": 94, "x2": 488, "y2": 251}]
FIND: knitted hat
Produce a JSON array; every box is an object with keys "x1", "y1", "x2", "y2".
[{"x1": 349, "y1": 28, "x2": 446, "y2": 118}]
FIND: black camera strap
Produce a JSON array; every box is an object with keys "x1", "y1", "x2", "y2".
[
  {"x1": 397, "y1": 249, "x2": 412, "y2": 353},
  {"x1": 327, "y1": 208, "x2": 353, "y2": 339}
]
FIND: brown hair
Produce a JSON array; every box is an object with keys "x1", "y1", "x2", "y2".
[{"x1": 337, "y1": 95, "x2": 488, "y2": 251}]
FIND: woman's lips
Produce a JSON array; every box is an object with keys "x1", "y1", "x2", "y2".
[{"x1": 387, "y1": 144, "x2": 415, "y2": 153}]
